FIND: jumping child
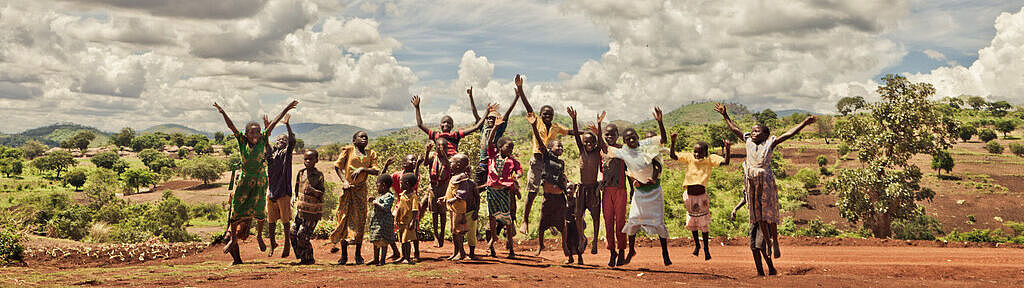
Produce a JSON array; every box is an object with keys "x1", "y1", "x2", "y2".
[
  {"x1": 567, "y1": 106, "x2": 605, "y2": 255},
  {"x1": 669, "y1": 135, "x2": 731, "y2": 261},
  {"x1": 213, "y1": 100, "x2": 297, "y2": 265},
  {"x1": 329, "y1": 131, "x2": 380, "y2": 265},
  {"x1": 291, "y1": 150, "x2": 325, "y2": 265},
  {"x1": 367, "y1": 160, "x2": 397, "y2": 266},
  {"x1": 264, "y1": 113, "x2": 295, "y2": 258},
  {"x1": 716, "y1": 103, "x2": 815, "y2": 276},
  {"x1": 598, "y1": 123, "x2": 630, "y2": 267},
  {"x1": 484, "y1": 119, "x2": 524, "y2": 258},
  {"x1": 525, "y1": 112, "x2": 574, "y2": 264}
]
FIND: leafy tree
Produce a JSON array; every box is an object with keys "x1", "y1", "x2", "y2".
[
  {"x1": 978, "y1": 129, "x2": 997, "y2": 142},
  {"x1": 837, "y1": 142, "x2": 851, "y2": 159},
  {"x1": 994, "y1": 119, "x2": 1017, "y2": 138},
  {"x1": 221, "y1": 139, "x2": 238, "y2": 155},
  {"x1": 178, "y1": 155, "x2": 226, "y2": 185},
  {"x1": 19, "y1": 140, "x2": 46, "y2": 160},
  {"x1": 815, "y1": 115, "x2": 835, "y2": 144},
  {"x1": 33, "y1": 150, "x2": 75, "y2": 178},
  {"x1": 193, "y1": 140, "x2": 213, "y2": 155},
  {"x1": 111, "y1": 159, "x2": 130, "y2": 175},
  {"x1": 817, "y1": 155, "x2": 828, "y2": 167},
  {"x1": 704, "y1": 122, "x2": 739, "y2": 148},
  {"x1": 214, "y1": 132, "x2": 225, "y2": 144},
  {"x1": 83, "y1": 168, "x2": 119, "y2": 208},
  {"x1": 317, "y1": 143, "x2": 344, "y2": 160},
  {"x1": 1009, "y1": 143, "x2": 1024, "y2": 157},
  {"x1": 113, "y1": 127, "x2": 135, "y2": 148},
  {"x1": 170, "y1": 133, "x2": 186, "y2": 147},
  {"x1": 0, "y1": 146, "x2": 23, "y2": 178},
  {"x1": 988, "y1": 101, "x2": 1012, "y2": 117},
  {"x1": 138, "y1": 149, "x2": 174, "y2": 172},
  {"x1": 184, "y1": 134, "x2": 208, "y2": 147},
  {"x1": 130, "y1": 133, "x2": 166, "y2": 152},
  {"x1": 122, "y1": 168, "x2": 158, "y2": 194},
  {"x1": 985, "y1": 141, "x2": 1003, "y2": 154},
  {"x1": 752, "y1": 108, "x2": 778, "y2": 127},
  {"x1": 295, "y1": 138, "x2": 305, "y2": 151},
  {"x1": 90, "y1": 151, "x2": 120, "y2": 169},
  {"x1": 836, "y1": 96, "x2": 867, "y2": 115},
  {"x1": 957, "y1": 125, "x2": 976, "y2": 142},
  {"x1": 145, "y1": 191, "x2": 197, "y2": 242},
  {"x1": 966, "y1": 95, "x2": 987, "y2": 110},
  {"x1": 63, "y1": 131, "x2": 95, "y2": 152},
  {"x1": 930, "y1": 150, "x2": 954, "y2": 175},
  {"x1": 828, "y1": 74, "x2": 952, "y2": 238},
  {"x1": 65, "y1": 167, "x2": 88, "y2": 191},
  {"x1": 45, "y1": 205, "x2": 92, "y2": 240},
  {"x1": 942, "y1": 97, "x2": 964, "y2": 109}
]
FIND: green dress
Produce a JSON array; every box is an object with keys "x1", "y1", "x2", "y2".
[{"x1": 231, "y1": 130, "x2": 269, "y2": 222}]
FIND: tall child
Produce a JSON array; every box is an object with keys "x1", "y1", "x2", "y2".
[
  {"x1": 599, "y1": 123, "x2": 630, "y2": 267},
  {"x1": 469, "y1": 85, "x2": 519, "y2": 189},
  {"x1": 213, "y1": 100, "x2": 297, "y2": 265},
  {"x1": 567, "y1": 107, "x2": 605, "y2": 256},
  {"x1": 525, "y1": 112, "x2": 574, "y2": 264},
  {"x1": 329, "y1": 131, "x2": 380, "y2": 265},
  {"x1": 412, "y1": 95, "x2": 490, "y2": 248},
  {"x1": 716, "y1": 103, "x2": 815, "y2": 276},
  {"x1": 484, "y1": 120, "x2": 523, "y2": 259},
  {"x1": 292, "y1": 150, "x2": 325, "y2": 265},
  {"x1": 368, "y1": 160, "x2": 396, "y2": 266},
  {"x1": 612, "y1": 107, "x2": 675, "y2": 266},
  {"x1": 670, "y1": 136, "x2": 730, "y2": 261},
  {"x1": 264, "y1": 113, "x2": 295, "y2": 258}
]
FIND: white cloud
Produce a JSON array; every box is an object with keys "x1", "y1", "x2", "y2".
[{"x1": 922, "y1": 49, "x2": 947, "y2": 61}]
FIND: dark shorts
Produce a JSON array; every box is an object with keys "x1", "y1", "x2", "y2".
[
  {"x1": 576, "y1": 183, "x2": 601, "y2": 214},
  {"x1": 539, "y1": 193, "x2": 566, "y2": 232},
  {"x1": 750, "y1": 222, "x2": 766, "y2": 250}
]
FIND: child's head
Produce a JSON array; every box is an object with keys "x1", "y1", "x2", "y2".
[
  {"x1": 440, "y1": 116, "x2": 454, "y2": 132},
  {"x1": 485, "y1": 110, "x2": 500, "y2": 128},
  {"x1": 450, "y1": 153, "x2": 470, "y2": 173},
  {"x1": 402, "y1": 154, "x2": 418, "y2": 172},
  {"x1": 303, "y1": 149, "x2": 318, "y2": 169},
  {"x1": 581, "y1": 132, "x2": 598, "y2": 152},
  {"x1": 604, "y1": 124, "x2": 620, "y2": 146},
  {"x1": 400, "y1": 172, "x2": 418, "y2": 192},
  {"x1": 622, "y1": 128, "x2": 639, "y2": 149},
  {"x1": 750, "y1": 124, "x2": 770, "y2": 144},
  {"x1": 539, "y1": 105, "x2": 555, "y2": 124},
  {"x1": 244, "y1": 121, "x2": 261, "y2": 145},
  {"x1": 352, "y1": 131, "x2": 369, "y2": 149},
  {"x1": 497, "y1": 136, "x2": 514, "y2": 157},
  {"x1": 274, "y1": 134, "x2": 289, "y2": 150},
  {"x1": 376, "y1": 173, "x2": 392, "y2": 194},
  {"x1": 693, "y1": 141, "x2": 710, "y2": 159},
  {"x1": 548, "y1": 139, "x2": 563, "y2": 157}
]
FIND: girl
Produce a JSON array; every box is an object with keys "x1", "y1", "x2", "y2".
[
  {"x1": 484, "y1": 121, "x2": 523, "y2": 259},
  {"x1": 367, "y1": 160, "x2": 396, "y2": 266},
  {"x1": 329, "y1": 131, "x2": 380, "y2": 265},
  {"x1": 669, "y1": 136, "x2": 730, "y2": 261}
]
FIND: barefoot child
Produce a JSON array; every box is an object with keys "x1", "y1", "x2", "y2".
[
  {"x1": 563, "y1": 184, "x2": 587, "y2": 264},
  {"x1": 670, "y1": 136, "x2": 730, "y2": 261},
  {"x1": 567, "y1": 106, "x2": 605, "y2": 255},
  {"x1": 394, "y1": 165, "x2": 423, "y2": 264},
  {"x1": 611, "y1": 107, "x2": 675, "y2": 266},
  {"x1": 291, "y1": 150, "x2": 325, "y2": 265},
  {"x1": 390, "y1": 154, "x2": 423, "y2": 261},
  {"x1": 525, "y1": 112, "x2": 574, "y2": 264},
  {"x1": 213, "y1": 100, "x2": 297, "y2": 265},
  {"x1": 412, "y1": 95, "x2": 491, "y2": 248},
  {"x1": 367, "y1": 160, "x2": 396, "y2": 266},
  {"x1": 264, "y1": 114, "x2": 295, "y2": 258},
  {"x1": 716, "y1": 103, "x2": 815, "y2": 276},
  {"x1": 599, "y1": 123, "x2": 630, "y2": 267},
  {"x1": 432, "y1": 140, "x2": 477, "y2": 261},
  {"x1": 484, "y1": 126, "x2": 523, "y2": 258},
  {"x1": 329, "y1": 131, "x2": 380, "y2": 265}
]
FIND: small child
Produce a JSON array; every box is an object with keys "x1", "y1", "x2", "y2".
[
  {"x1": 526, "y1": 112, "x2": 575, "y2": 264},
  {"x1": 433, "y1": 140, "x2": 477, "y2": 261},
  {"x1": 391, "y1": 154, "x2": 423, "y2": 261},
  {"x1": 291, "y1": 150, "x2": 325, "y2": 265},
  {"x1": 670, "y1": 136, "x2": 730, "y2": 261},
  {"x1": 367, "y1": 160, "x2": 396, "y2": 266},
  {"x1": 563, "y1": 184, "x2": 587, "y2": 264},
  {"x1": 567, "y1": 107, "x2": 605, "y2": 256},
  {"x1": 393, "y1": 154, "x2": 424, "y2": 264},
  {"x1": 484, "y1": 123, "x2": 524, "y2": 259}
]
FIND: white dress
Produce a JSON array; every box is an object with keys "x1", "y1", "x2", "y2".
[{"x1": 611, "y1": 138, "x2": 670, "y2": 238}]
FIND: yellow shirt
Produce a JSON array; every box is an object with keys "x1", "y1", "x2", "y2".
[
  {"x1": 333, "y1": 145, "x2": 377, "y2": 185},
  {"x1": 529, "y1": 112, "x2": 569, "y2": 155},
  {"x1": 677, "y1": 152, "x2": 725, "y2": 187}
]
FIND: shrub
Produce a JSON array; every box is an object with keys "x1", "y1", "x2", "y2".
[
  {"x1": 816, "y1": 155, "x2": 828, "y2": 167},
  {"x1": 122, "y1": 168, "x2": 158, "y2": 194},
  {"x1": 190, "y1": 202, "x2": 225, "y2": 221},
  {"x1": 147, "y1": 191, "x2": 198, "y2": 242},
  {"x1": 792, "y1": 168, "x2": 820, "y2": 189},
  {"x1": 985, "y1": 141, "x2": 1003, "y2": 154},
  {"x1": 65, "y1": 167, "x2": 88, "y2": 190},
  {"x1": 46, "y1": 204, "x2": 93, "y2": 240},
  {"x1": 0, "y1": 228, "x2": 24, "y2": 265},
  {"x1": 941, "y1": 229, "x2": 1008, "y2": 243},
  {"x1": 94, "y1": 203, "x2": 126, "y2": 224},
  {"x1": 90, "y1": 151, "x2": 120, "y2": 169},
  {"x1": 792, "y1": 219, "x2": 840, "y2": 237},
  {"x1": 957, "y1": 125, "x2": 976, "y2": 142},
  {"x1": 930, "y1": 150, "x2": 954, "y2": 175},
  {"x1": 978, "y1": 129, "x2": 997, "y2": 142},
  {"x1": 178, "y1": 155, "x2": 226, "y2": 185},
  {"x1": 83, "y1": 168, "x2": 120, "y2": 208},
  {"x1": 139, "y1": 149, "x2": 174, "y2": 172},
  {"x1": 1009, "y1": 143, "x2": 1024, "y2": 157},
  {"x1": 837, "y1": 142, "x2": 850, "y2": 158},
  {"x1": 313, "y1": 219, "x2": 338, "y2": 239},
  {"x1": 777, "y1": 178, "x2": 808, "y2": 212},
  {"x1": 891, "y1": 211, "x2": 943, "y2": 240}
]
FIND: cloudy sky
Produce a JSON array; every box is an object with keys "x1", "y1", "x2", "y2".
[{"x1": 1, "y1": 0, "x2": 1023, "y2": 133}]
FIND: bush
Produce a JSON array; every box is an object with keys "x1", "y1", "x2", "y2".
[
  {"x1": 190, "y1": 202, "x2": 225, "y2": 221},
  {"x1": 816, "y1": 155, "x2": 828, "y2": 167},
  {"x1": 792, "y1": 219, "x2": 840, "y2": 237},
  {"x1": 792, "y1": 168, "x2": 820, "y2": 189},
  {"x1": 178, "y1": 155, "x2": 226, "y2": 185},
  {"x1": 930, "y1": 150, "x2": 954, "y2": 175},
  {"x1": 139, "y1": 149, "x2": 174, "y2": 172},
  {"x1": 0, "y1": 228, "x2": 24, "y2": 265},
  {"x1": 45, "y1": 204, "x2": 93, "y2": 240},
  {"x1": 90, "y1": 151, "x2": 120, "y2": 169},
  {"x1": 837, "y1": 142, "x2": 850, "y2": 158},
  {"x1": 122, "y1": 168, "x2": 158, "y2": 194},
  {"x1": 958, "y1": 125, "x2": 976, "y2": 142},
  {"x1": 985, "y1": 141, "x2": 1003, "y2": 154},
  {"x1": 83, "y1": 168, "x2": 120, "y2": 208},
  {"x1": 941, "y1": 229, "x2": 1008, "y2": 243},
  {"x1": 313, "y1": 219, "x2": 338, "y2": 239},
  {"x1": 65, "y1": 167, "x2": 88, "y2": 191},
  {"x1": 891, "y1": 211, "x2": 943, "y2": 240},
  {"x1": 147, "y1": 191, "x2": 198, "y2": 242},
  {"x1": 1009, "y1": 143, "x2": 1024, "y2": 157},
  {"x1": 978, "y1": 129, "x2": 997, "y2": 142},
  {"x1": 1004, "y1": 221, "x2": 1024, "y2": 237}
]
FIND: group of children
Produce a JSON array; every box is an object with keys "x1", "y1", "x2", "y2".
[{"x1": 212, "y1": 75, "x2": 816, "y2": 276}]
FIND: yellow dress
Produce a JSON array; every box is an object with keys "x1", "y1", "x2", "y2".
[
  {"x1": 329, "y1": 145, "x2": 377, "y2": 244},
  {"x1": 393, "y1": 189, "x2": 420, "y2": 243}
]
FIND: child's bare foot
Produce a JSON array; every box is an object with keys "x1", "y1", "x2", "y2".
[
  {"x1": 705, "y1": 250, "x2": 712, "y2": 261},
  {"x1": 590, "y1": 244, "x2": 597, "y2": 255},
  {"x1": 268, "y1": 243, "x2": 277, "y2": 257},
  {"x1": 507, "y1": 251, "x2": 516, "y2": 259},
  {"x1": 773, "y1": 244, "x2": 781, "y2": 259},
  {"x1": 692, "y1": 245, "x2": 700, "y2": 256},
  {"x1": 534, "y1": 247, "x2": 543, "y2": 256},
  {"x1": 489, "y1": 246, "x2": 497, "y2": 257},
  {"x1": 257, "y1": 237, "x2": 266, "y2": 252},
  {"x1": 768, "y1": 268, "x2": 777, "y2": 276},
  {"x1": 456, "y1": 253, "x2": 466, "y2": 261},
  {"x1": 616, "y1": 251, "x2": 626, "y2": 266}
]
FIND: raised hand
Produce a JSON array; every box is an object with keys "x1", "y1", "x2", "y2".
[
  {"x1": 714, "y1": 103, "x2": 727, "y2": 115},
  {"x1": 525, "y1": 112, "x2": 538, "y2": 125},
  {"x1": 213, "y1": 102, "x2": 225, "y2": 112},
  {"x1": 467, "y1": 86, "x2": 473, "y2": 97},
  {"x1": 567, "y1": 106, "x2": 577, "y2": 119},
  {"x1": 285, "y1": 100, "x2": 299, "y2": 111},
  {"x1": 263, "y1": 115, "x2": 271, "y2": 128},
  {"x1": 653, "y1": 107, "x2": 663, "y2": 122},
  {"x1": 283, "y1": 114, "x2": 291, "y2": 124},
  {"x1": 411, "y1": 96, "x2": 421, "y2": 108},
  {"x1": 587, "y1": 123, "x2": 600, "y2": 135},
  {"x1": 597, "y1": 111, "x2": 606, "y2": 124},
  {"x1": 487, "y1": 103, "x2": 499, "y2": 114},
  {"x1": 514, "y1": 74, "x2": 523, "y2": 88},
  {"x1": 804, "y1": 115, "x2": 817, "y2": 125}
]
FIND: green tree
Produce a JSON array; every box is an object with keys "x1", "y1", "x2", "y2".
[
  {"x1": 130, "y1": 133, "x2": 166, "y2": 152},
  {"x1": 0, "y1": 146, "x2": 23, "y2": 178},
  {"x1": 988, "y1": 101, "x2": 1012, "y2": 117},
  {"x1": 138, "y1": 149, "x2": 174, "y2": 172},
  {"x1": 33, "y1": 150, "x2": 75, "y2": 178},
  {"x1": 817, "y1": 155, "x2": 828, "y2": 167},
  {"x1": 45, "y1": 205, "x2": 92, "y2": 240},
  {"x1": 65, "y1": 167, "x2": 88, "y2": 191},
  {"x1": 985, "y1": 141, "x2": 1003, "y2": 154},
  {"x1": 958, "y1": 125, "x2": 976, "y2": 142},
  {"x1": 184, "y1": 134, "x2": 208, "y2": 147},
  {"x1": 111, "y1": 159, "x2": 130, "y2": 175},
  {"x1": 122, "y1": 168, "x2": 158, "y2": 194},
  {"x1": 90, "y1": 151, "x2": 120, "y2": 169},
  {"x1": 83, "y1": 168, "x2": 119, "y2": 208},
  {"x1": 178, "y1": 155, "x2": 226, "y2": 185},
  {"x1": 113, "y1": 127, "x2": 135, "y2": 148},
  {"x1": 145, "y1": 191, "x2": 196, "y2": 242},
  {"x1": 752, "y1": 108, "x2": 778, "y2": 127},
  {"x1": 64, "y1": 131, "x2": 95, "y2": 152},
  {"x1": 994, "y1": 119, "x2": 1017, "y2": 138},
  {"x1": 930, "y1": 150, "x2": 954, "y2": 175},
  {"x1": 828, "y1": 74, "x2": 952, "y2": 238},
  {"x1": 193, "y1": 141, "x2": 213, "y2": 155},
  {"x1": 815, "y1": 115, "x2": 835, "y2": 144},
  {"x1": 295, "y1": 138, "x2": 305, "y2": 151},
  {"x1": 978, "y1": 129, "x2": 997, "y2": 142},
  {"x1": 836, "y1": 96, "x2": 867, "y2": 115},
  {"x1": 170, "y1": 133, "x2": 186, "y2": 147},
  {"x1": 704, "y1": 122, "x2": 739, "y2": 148},
  {"x1": 19, "y1": 140, "x2": 46, "y2": 160},
  {"x1": 1009, "y1": 143, "x2": 1024, "y2": 157},
  {"x1": 966, "y1": 96, "x2": 987, "y2": 110},
  {"x1": 214, "y1": 132, "x2": 225, "y2": 144}
]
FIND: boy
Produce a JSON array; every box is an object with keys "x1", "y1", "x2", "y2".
[
  {"x1": 567, "y1": 107, "x2": 605, "y2": 255},
  {"x1": 484, "y1": 122, "x2": 523, "y2": 259},
  {"x1": 670, "y1": 136, "x2": 730, "y2": 261},
  {"x1": 433, "y1": 143, "x2": 477, "y2": 261},
  {"x1": 412, "y1": 95, "x2": 493, "y2": 248},
  {"x1": 716, "y1": 103, "x2": 815, "y2": 276},
  {"x1": 390, "y1": 154, "x2": 422, "y2": 260},
  {"x1": 516, "y1": 74, "x2": 579, "y2": 235},
  {"x1": 291, "y1": 149, "x2": 325, "y2": 265},
  {"x1": 526, "y1": 112, "x2": 574, "y2": 264},
  {"x1": 367, "y1": 161, "x2": 396, "y2": 266},
  {"x1": 563, "y1": 184, "x2": 587, "y2": 264},
  {"x1": 611, "y1": 107, "x2": 675, "y2": 266},
  {"x1": 599, "y1": 123, "x2": 630, "y2": 267},
  {"x1": 469, "y1": 85, "x2": 519, "y2": 188},
  {"x1": 395, "y1": 169, "x2": 423, "y2": 264},
  {"x1": 264, "y1": 114, "x2": 295, "y2": 258}
]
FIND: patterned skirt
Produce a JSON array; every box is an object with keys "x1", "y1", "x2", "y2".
[
  {"x1": 368, "y1": 205, "x2": 396, "y2": 245},
  {"x1": 330, "y1": 183, "x2": 368, "y2": 243},
  {"x1": 231, "y1": 172, "x2": 267, "y2": 222},
  {"x1": 486, "y1": 187, "x2": 514, "y2": 226}
]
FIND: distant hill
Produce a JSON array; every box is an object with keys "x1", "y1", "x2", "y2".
[
  {"x1": 0, "y1": 123, "x2": 112, "y2": 147},
  {"x1": 774, "y1": 109, "x2": 819, "y2": 117},
  {"x1": 143, "y1": 124, "x2": 213, "y2": 138},
  {"x1": 269, "y1": 123, "x2": 376, "y2": 146},
  {"x1": 634, "y1": 102, "x2": 752, "y2": 131}
]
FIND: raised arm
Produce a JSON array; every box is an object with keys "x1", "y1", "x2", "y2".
[
  {"x1": 284, "y1": 115, "x2": 296, "y2": 152},
  {"x1": 715, "y1": 103, "x2": 745, "y2": 140},
  {"x1": 568, "y1": 107, "x2": 584, "y2": 152},
  {"x1": 468, "y1": 87, "x2": 480, "y2": 121},
  {"x1": 515, "y1": 74, "x2": 534, "y2": 114},
  {"x1": 502, "y1": 92, "x2": 520, "y2": 122},
  {"x1": 412, "y1": 96, "x2": 430, "y2": 134},
  {"x1": 212, "y1": 102, "x2": 240, "y2": 135},
  {"x1": 266, "y1": 100, "x2": 299, "y2": 134},
  {"x1": 594, "y1": 111, "x2": 607, "y2": 153},
  {"x1": 721, "y1": 140, "x2": 732, "y2": 166},
  {"x1": 669, "y1": 133, "x2": 679, "y2": 160},
  {"x1": 526, "y1": 112, "x2": 547, "y2": 154},
  {"x1": 458, "y1": 103, "x2": 497, "y2": 136},
  {"x1": 774, "y1": 116, "x2": 817, "y2": 147},
  {"x1": 654, "y1": 107, "x2": 669, "y2": 145}
]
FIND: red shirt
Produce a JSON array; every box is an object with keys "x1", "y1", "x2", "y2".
[
  {"x1": 391, "y1": 172, "x2": 419, "y2": 200},
  {"x1": 427, "y1": 129, "x2": 465, "y2": 181},
  {"x1": 486, "y1": 146, "x2": 522, "y2": 188}
]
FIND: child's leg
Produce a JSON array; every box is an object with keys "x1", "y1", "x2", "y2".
[
  {"x1": 752, "y1": 249, "x2": 765, "y2": 276},
  {"x1": 590, "y1": 205, "x2": 600, "y2": 254},
  {"x1": 256, "y1": 219, "x2": 267, "y2": 252},
  {"x1": 413, "y1": 240, "x2": 420, "y2": 261},
  {"x1": 535, "y1": 224, "x2": 546, "y2": 256},
  {"x1": 659, "y1": 237, "x2": 671, "y2": 266},
  {"x1": 281, "y1": 220, "x2": 291, "y2": 258},
  {"x1": 401, "y1": 243, "x2": 411, "y2": 263},
  {"x1": 623, "y1": 235, "x2": 637, "y2": 265},
  {"x1": 770, "y1": 223, "x2": 781, "y2": 258},
  {"x1": 506, "y1": 225, "x2": 516, "y2": 259},
  {"x1": 337, "y1": 240, "x2": 348, "y2": 265},
  {"x1": 487, "y1": 217, "x2": 497, "y2": 255},
  {"x1": 390, "y1": 242, "x2": 401, "y2": 260},
  {"x1": 369, "y1": 245, "x2": 380, "y2": 265},
  {"x1": 691, "y1": 230, "x2": 701, "y2": 256},
  {"x1": 760, "y1": 247, "x2": 776, "y2": 275},
  {"x1": 702, "y1": 231, "x2": 711, "y2": 260}
]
